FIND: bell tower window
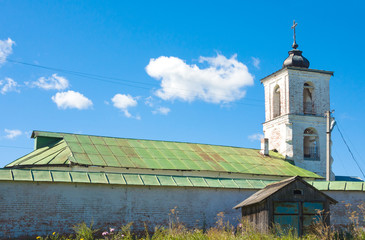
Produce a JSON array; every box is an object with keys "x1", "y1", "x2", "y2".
[
  {"x1": 273, "y1": 85, "x2": 281, "y2": 118},
  {"x1": 303, "y1": 128, "x2": 319, "y2": 160},
  {"x1": 303, "y1": 83, "x2": 314, "y2": 115}
]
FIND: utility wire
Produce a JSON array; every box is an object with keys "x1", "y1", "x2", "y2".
[
  {"x1": 0, "y1": 145, "x2": 32, "y2": 150},
  {"x1": 336, "y1": 123, "x2": 365, "y2": 179},
  {"x1": 333, "y1": 148, "x2": 349, "y2": 177},
  {"x1": 337, "y1": 122, "x2": 362, "y2": 166},
  {"x1": 7, "y1": 58, "x2": 156, "y2": 87},
  {"x1": 7, "y1": 58, "x2": 264, "y2": 106}
]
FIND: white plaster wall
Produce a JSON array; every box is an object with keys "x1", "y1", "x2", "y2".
[
  {"x1": 0, "y1": 181, "x2": 362, "y2": 238},
  {"x1": 289, "y1": 114, "x2": 330, "y2": 178},
  {"x1": 263, "y1": 114, "x2": 331, "y2": 178},
  {"x1": 262, "y1": 68, "x2": 333, "y2": 179},
  {"x1": 287, "y1": 69, "x2": 331, "y2": 116},
  {"x1": 0, "y1": 181, "x2": 255, "y2": 239},
  {"x1": 325, "y1": 191, "x2": 365, "y2": 227},
  {"x1": 263, "y1": 115, "x2": 291, "y2": 156},
  {"x1": 263, "y1": 70, "x2": 289, "y2": 121}
]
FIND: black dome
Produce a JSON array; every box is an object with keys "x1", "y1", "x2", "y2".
[{"x1": 283, "y1": 49, "x2": 310, "y2": 68}]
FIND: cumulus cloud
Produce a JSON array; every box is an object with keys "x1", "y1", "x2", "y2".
[
  {"x1": 111, "y1": 94, "x2": 138, "y2": 118},
  {"x1": 248, "y1": 133, "x2": 264, "y2": 142},
  {"x1": 29, "y1": 74, "x2": 69, "y2": 90},
  {"x1": 0, "y1": 38, "x2": 15, "y2": 64},
  {"x1": 4, "y1": 129, "x2": 22, "y2": 139},
  {"x1": 52, "y1": 90, "x2": 93, "y2": 110},
  {"x1": 145, "y1": 54, "x2": 254, "y2": 104},
  {"x1": 0, "y1": 78, "x2": 19, "y2": 94},
  {"x1": 252, "y1": 57, "x2": 260, "y2": 69},
  {"x1": 152, "y1": 107, "x2": 170, "y2": 115}
]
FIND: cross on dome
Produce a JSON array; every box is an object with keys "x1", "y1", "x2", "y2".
[
  {"x1": 282, "y1": 20, "x2": 310, "y2": 68},
  {"x1": 291, "y1": 20, "x2": 298, "y2": 49}
]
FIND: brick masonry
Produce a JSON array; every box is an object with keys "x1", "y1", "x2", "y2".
[
  {"x1": 0, "y1": 181, "x2": 363, "y2": 239},
  {"x1": 0, "y1": 181, "x2": 255, "y2": 239},
  {"x1": 261, "y1": 68, "x2": 334, "y2": 179}
]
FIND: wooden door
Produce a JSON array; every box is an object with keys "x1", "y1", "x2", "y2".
[{"x1": 273, "y1": 201, "x2": 324, "y2": 236}]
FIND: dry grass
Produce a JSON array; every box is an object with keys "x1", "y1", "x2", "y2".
[{"x1": 35, "y1": 204, "x2": 365, "y2": 240}]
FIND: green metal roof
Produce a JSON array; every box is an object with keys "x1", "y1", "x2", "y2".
[
  {"x1": 0, "y1": 168, "x2": 362, "y2": 191},
  {"x1": 0, "y1": 168, "x2": 277, "y2": 189},
  {"x1": 308, "y1": 180, "x2": 365, "y2": 191},
  {"x1": 7, "y1": 139, "x2": 72, "y2": 166},
  {"x1": 5, "y1": 131, "x2": 322, "y2": 178}
]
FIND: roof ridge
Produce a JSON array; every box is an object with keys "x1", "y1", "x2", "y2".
[{"x1": 32, "y1": 130, "x2": 265, "y2": 150}]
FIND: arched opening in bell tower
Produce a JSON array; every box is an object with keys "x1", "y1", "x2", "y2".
[
  {"x1": 273, "y1": 85, "x2": 281, "y2": 118},
  {"x1": 303, "y1": 128, "x2": 319, "y2": 160},
  {"x1": 303, "y1": 82, "x2": 314, "y2": 115}
]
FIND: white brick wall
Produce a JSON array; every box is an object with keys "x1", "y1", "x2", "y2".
[
  {"x1": 0, "y1": 181, "x2": 255, "y2": 239},
  {"x1": 325, "y1": 191, "x2": 365, "y2": 227},
  {"x1": 0, "y1": 181, "x2": 362, "y2": 238}
]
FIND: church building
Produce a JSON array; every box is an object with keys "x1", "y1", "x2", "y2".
[
  {"x1": 261, "y1": 32, "x2": 334, "y2": 179},
  {"x1": 0, "y1": 26, "x2": 363, "y2": 239}
]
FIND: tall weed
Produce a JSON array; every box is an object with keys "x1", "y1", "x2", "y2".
[{"x1": 34, "y1": 203, "x2": 365, "y2": 240}]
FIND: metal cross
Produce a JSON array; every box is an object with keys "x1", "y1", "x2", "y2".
[{"x1": 291, "y1": 20, "x2": 298, "y2": 49}]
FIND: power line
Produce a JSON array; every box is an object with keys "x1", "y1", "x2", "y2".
[
  {"x1": 0, "y1": 145, "x2": 32, "y2": 150},
  {"x1": 7, "y1": 58, "x2": 264, "y2": 106},
  {"x1": 332, "y1": 148, "x2": 349, "y2": 176},
  {"x1": 335, "y1": 123, "x2": 365, "y2": 179},
  {"x1": 7, "y1": 58, "x2": 156, "y2": 88},
  {"x1": 336, "y1": 122, "x2": 362, "y2": 166}
]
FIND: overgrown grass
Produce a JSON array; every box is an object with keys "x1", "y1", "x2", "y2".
[{"x1": 35, "y1": 203, "x2": 365, "y2": 240}]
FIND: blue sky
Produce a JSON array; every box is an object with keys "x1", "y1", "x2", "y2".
[{"x1": 0, "y1": 0, "x2": 364, "y2": 178}]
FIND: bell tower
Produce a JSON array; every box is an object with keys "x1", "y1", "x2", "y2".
[{"x1": 261, "y1": 21, "x2": 334, "y2": 179}]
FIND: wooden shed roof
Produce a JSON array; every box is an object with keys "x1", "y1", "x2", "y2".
[{"x1": 233, "y1": 176, "x2": 337, "y2": 209}]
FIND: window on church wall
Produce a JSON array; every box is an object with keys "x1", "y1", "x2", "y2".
[
  {"x1": 273, "y1": 85, "x2": 281, "y2": 118},
  {"x1": 303, "y1": 83, "x2": 315, "y2": 115},
  {"x1": 303, "y1": 128, "x2": 319, "y2": 161}
]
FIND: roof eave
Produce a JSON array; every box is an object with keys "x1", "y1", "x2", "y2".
[{"x1": 260, "y1": 67, "x2": 334, "y2": 84}]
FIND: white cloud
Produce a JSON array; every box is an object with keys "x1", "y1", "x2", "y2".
[
  {"x1": 111, "y1": 94, "x2": 138, "y2": 118},
  {"x1": 0, "y1": 38, "x2": 15, "y2": 64},
  {"x1": 0, "y1": 78, "x2": 19, "y2": 94},
  {"x1": 152, "y1": 107, "x2": 170, "y2": 115},
  {"x1": 52, "y1": 90, "x2": 93, "y2": 110},
  {"x1": 252, "y1": 57, "x2": 260, "y2": 69},
  {"x1": 145, "y1": 54, "x2": 254, "y2": 104},
  {"x1": 4, "y1": 129, "x2": 22, "y2": 139},
  {"x1": 144, "y1": 96, "x2": 154, "y2": 107},
  {"x1": 30, "y1": 74, "x2": 69, "y2": 90},
  {"x1": 248, "y1": 133, "x2": 264, "y2": 142}
]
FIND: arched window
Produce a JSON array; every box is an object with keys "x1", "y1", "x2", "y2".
[
  {"x1": 303, "y1": 83, "x2": 314, "y2": 115},
  {"x1": 303, "y1": 128, "x2": 319, "y2": 160},
  {"x1": 273, "y1": 85, "x2": 281, "y2": 118}
]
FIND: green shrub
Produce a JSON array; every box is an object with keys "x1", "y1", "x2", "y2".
[{"x1": 72, "y1": 222, "x2": 97, "y2": 240}]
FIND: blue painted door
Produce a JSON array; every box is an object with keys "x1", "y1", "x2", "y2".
[
  {"x1": 302, "y1": 202, "x2": 323, "y2": 234},
  {"x1": 273, "y1": 201, "x2": 324, "y2": 236},
  {"x1": 274, "y1": 202, "x2": 300, "y2": 235}
]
